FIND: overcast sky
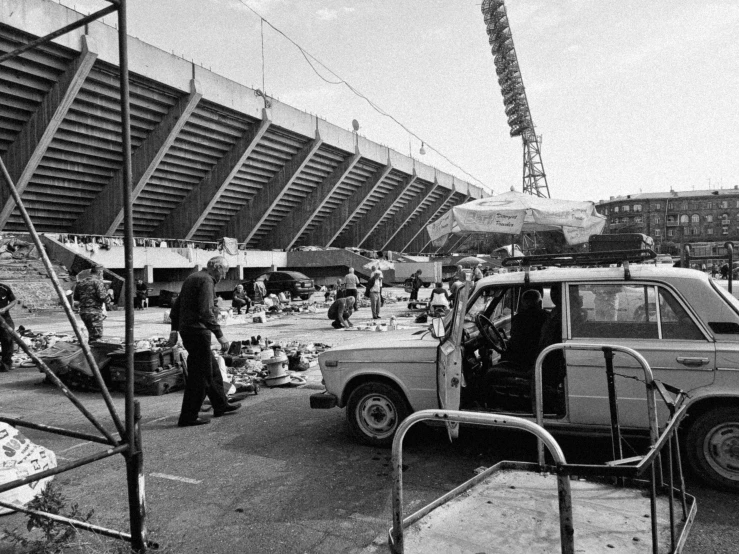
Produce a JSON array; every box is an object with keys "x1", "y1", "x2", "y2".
[{"x1": 66, "y1": 0, "x2": 739, "y2": 202}]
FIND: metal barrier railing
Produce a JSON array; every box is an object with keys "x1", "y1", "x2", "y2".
[
  {"x1": 389, "y1": 410, "x2": 575, "y2": 554},
  {"x1": 388, "y1": 344, "x2": 695, "y2": 554},
  {"x1": 534, "y1": 343, "x2": 695, "y2": 553}
]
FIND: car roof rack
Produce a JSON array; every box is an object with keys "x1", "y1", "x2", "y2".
[{"x1": 502, "y1": 248, "x2": 657, "y2": 269}]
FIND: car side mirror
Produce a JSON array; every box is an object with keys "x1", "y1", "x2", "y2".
[{"x1": 431, "y1": 317, "x2": 445, "y2": 340}]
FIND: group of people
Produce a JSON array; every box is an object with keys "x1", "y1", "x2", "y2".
[{"x1": 326, "y1": 265, "x2": 385, "y2": 329}]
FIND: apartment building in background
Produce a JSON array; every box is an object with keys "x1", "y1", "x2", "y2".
[{"x1": 596, "y1": 187, "x2": 739, "y2": 264}]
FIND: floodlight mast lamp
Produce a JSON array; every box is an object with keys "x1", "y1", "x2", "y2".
[{"x1": 482, "y1": 0, "x2": 550, "y2": 199}]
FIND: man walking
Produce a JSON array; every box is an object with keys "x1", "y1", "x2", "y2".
[
  {"x1": 366, "y1": 265, "x2": 383, "y2": 319},
  {"x1": 409, "y1": 269, "x2": 423, "y2": 302},
  {"x1": 0, "y1": 281, "x2": 17, "y2": 372},
  {"x1": 344, "y1": 267, "x2": 360, "y2": 309},
  {"x1": 169, "y1": 256, "x2": 240, "y2": 427},
  {"x1": 76, "y1": 265, "x2": 109, "y2": 341}
]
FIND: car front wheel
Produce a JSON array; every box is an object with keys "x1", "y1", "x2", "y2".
[
  {"x1": 346, "y1": 382, "x2": 409, "y2": 447},
  {"x1": 685, "y1": 406, "x2": 739, "y2": 491}
]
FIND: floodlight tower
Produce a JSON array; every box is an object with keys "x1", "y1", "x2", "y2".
[{"x1": 481, "y1": 0, "x2": 550, "y2": 198}]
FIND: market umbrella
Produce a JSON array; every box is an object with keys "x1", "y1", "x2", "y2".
[
  {"x1": 426, "y1": 190, "x2": 606, "y2": 248},
  {"x1": 363, "y1": 259, "x2": 395, "y2": 271},
  {"x1": 456, "y1": 256, "x2": 487, "y2": 267}
]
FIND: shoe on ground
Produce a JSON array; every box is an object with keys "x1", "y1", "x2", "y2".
[
  {"x1": 178, "y1": 418, "x2": 210, "y2": 427},
  {"x1": 213, "y1": 402, "x2": 242, "y2": 417},
  {"x1": 199, "y1": 405, "x2": 212, "y2": 413}
]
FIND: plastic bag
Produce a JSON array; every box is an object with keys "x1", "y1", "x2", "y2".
[
  {"x1": 214, "y1": 353, "x2": 236, "y2": 396},
  {"x1": 0, "y1": 423, "x2": 58, "y2": 514}
]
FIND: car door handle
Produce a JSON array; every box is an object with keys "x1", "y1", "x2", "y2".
[{"x1": 676, "y1": 357, "x2": 710, "y2": 367}]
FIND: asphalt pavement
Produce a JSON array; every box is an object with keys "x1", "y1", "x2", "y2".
[{"x1": 0, "y1": 288, "x2": 738, "y2": 553}]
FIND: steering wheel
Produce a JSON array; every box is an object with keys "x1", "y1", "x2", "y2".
[{"x1": 475, "y1": 314, "x2": 507, "y2": 354}]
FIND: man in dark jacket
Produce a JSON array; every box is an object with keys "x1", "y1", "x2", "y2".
[
  {"x1": 169, "y1": 256, "x2": 240, "y2": 427},
  {"x1": 409, "y1": 270, "x2": 423, "y2": 302},
  {"x1": 134, "y1": 279, "x2": 148, "y2": 310},
  {"x1": 0, "y1": 281, "x2": 17, "y2": 372},
  {"x1": 504, "y1": 289, "x2": 548, "y2": 371}
]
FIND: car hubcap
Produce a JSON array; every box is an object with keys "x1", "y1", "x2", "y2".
[
  {"x1": 357, "y1": 394, "x2": 396, "y2": 438},
  {"x1": 704, "y1": 422, "x2": 739, "y2": 481}
]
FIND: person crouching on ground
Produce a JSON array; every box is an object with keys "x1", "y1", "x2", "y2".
[
  {"x1": 328, "y1": 295, "x2": 356, "y2": 329},
  {"x1": 231, "y1": 284, "x2": 251, "y2": 314},
  {"x1": 169, "y1": 256, "x2": 240, "y2": 427}
]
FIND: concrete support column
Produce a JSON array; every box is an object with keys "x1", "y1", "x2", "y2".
[{"x1": 144, "y1": 265, "x2": 154, "y2": 283}]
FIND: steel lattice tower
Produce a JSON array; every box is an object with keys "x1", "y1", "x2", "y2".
[{"x1": 482, "y1": 0, "x2": 550, "y2": 199}]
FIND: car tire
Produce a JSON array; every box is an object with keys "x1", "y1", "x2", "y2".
[
  {"x1": 685, "y1": 406, "x2": 739, "y2": 491},
  {"x1": 300, "y1": 294, "x2": 311, "y2": 301},
  {"x1": 346, "y1": 382, "x2": 409, "y2": 447}
]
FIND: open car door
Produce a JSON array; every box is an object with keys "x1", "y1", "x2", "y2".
[{"x1": 437, "y1": 281, "x2": 471, "y2": 440}]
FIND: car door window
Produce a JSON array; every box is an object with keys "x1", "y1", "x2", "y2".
[
  {"x1": 658, "y1": 288, "x2": 704, "y2": 340},
  {"x1": 568, "y1": 284, "x2": 658, "y2": 339}
]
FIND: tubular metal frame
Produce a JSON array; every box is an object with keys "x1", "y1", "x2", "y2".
[
  {"x1": 387, "y1": 343, "x2": 696, "y2": 554},
  {"x1": 534, "y1": 343, "x2": 696, "y2": 553},
  {"x1": 389, "y1": 410, "x2": 574, "y2": 554},
  {"x1": 0, "y1": 1, "x2": 149, "y2": 551}
]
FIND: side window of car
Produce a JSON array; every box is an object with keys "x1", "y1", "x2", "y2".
[
  {"x1": 658, "y1": 288, "x2": 704, "y2": 340},
  {"x1": 568, "y1": 284, "x2": 658, "y2": 339}
]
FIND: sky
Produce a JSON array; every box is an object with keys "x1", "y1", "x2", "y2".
[{"x1": 61, "y1": 0, "x2": 739, "y2": 202}]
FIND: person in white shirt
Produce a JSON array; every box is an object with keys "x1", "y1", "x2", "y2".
[
  {"x1": 429, "y1": 282, "x2": 451, "y2": 314},
  {"x1": 365, "y1": 265, "x2": 383, "y2": 319},
  {"x1": 344, "y1": 267, "x2": 360, "y2": 309}
]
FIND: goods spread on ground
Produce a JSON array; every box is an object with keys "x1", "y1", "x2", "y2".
[{"x1": 10, "y1": 326, "x2": 331, "y2": 395}]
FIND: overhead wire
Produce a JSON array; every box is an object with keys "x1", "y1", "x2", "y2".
[{"x1": 238, "y1": 0, "x2": 490, "y2": 192}]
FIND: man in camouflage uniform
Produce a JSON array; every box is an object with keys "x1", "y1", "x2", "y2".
[{"x1": 75, "y1": 265, "x2": 108, "y2": 341}]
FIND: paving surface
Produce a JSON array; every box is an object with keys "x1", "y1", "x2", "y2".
[{"x1": 0, "y1": 288, "x2": 737, "y2": 553}]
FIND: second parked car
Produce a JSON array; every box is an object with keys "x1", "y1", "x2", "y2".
[{"x1": 242, "y1": 271, "x2": 315, "y2": 301}]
